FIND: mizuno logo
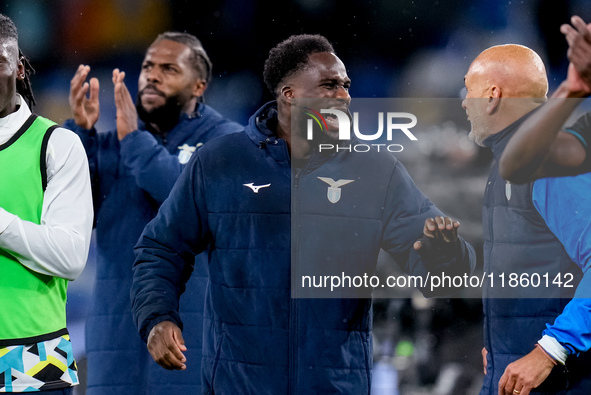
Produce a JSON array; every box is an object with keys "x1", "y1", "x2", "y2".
[
  {"x1": 244, "y1": 183, "x2": 271, "y2": 193},
  {"x1": 317, "y1": 177, "x2": 354, "y2": 203}
]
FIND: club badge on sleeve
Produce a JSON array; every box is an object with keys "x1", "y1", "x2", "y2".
[
  {"x1": 505, "y1": 180, "x2": 511, "y2": 201},
  {"x1": 177, "y1": 143, "x2": 202, "y2": 164}
]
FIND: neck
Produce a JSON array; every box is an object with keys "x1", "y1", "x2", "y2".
[
  {"x1": 184, "y1": 97, "x2": 199, "y2": 115},
  {"x1": 289, "y1": 133, "x2": 312, "y2": 159},
  {"x1": 490, "y1": 100, "x2": 542, "y2": 137},
  {"x1": 0, "y1": 96, "x2": 18, "y2": 119}
]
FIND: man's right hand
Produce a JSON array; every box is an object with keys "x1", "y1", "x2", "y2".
[
  {"x1": 413, "y1": 216, "x2": 460, "y2": 251},
  {"x1": 147, "y1": 320, "x2": 187, "y2": 370},
  {"x1": 482, "y1": 347, "x2": 488, "y2": 375},
  {"x1": 561, "y1": 16, "x2": 591, "y2": 96},
  {"x1": 69, "y1": 64, "x2": 100, "y2": 130}
]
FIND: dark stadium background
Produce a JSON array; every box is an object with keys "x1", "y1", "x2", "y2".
[{"x1": 2, "y1": 1, "x2": 590, "y2": 394}]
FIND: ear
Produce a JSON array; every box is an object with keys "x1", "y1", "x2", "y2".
[
  {"x1": 280, "y1": 85, "x2": 294, "y2": 104},
  {"x1": 487, "y1": 85, "x2": 501, "y2": 114},
  {"x1": 16, "y1": 56, "x2": 25, "y2": 81},
  {"x1": 192, "y1": 79, "x2": 207, "y2": 98}
]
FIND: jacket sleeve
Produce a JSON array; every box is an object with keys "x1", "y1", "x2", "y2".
[
  {"x1": 63, "y1": 118, "x2": 106, "y2": 220},
  {"x1": 565, "y1": 111, "x2": 591, "y2": 170},
  {"x1": 119, "y1": 129, "x2": 184, "y2": 204},
  {"x1": 381, "y1": 160, "x2": 476, "y2": 296},
  {"x1": 63, "y1": 118, "x2": 99, "y2": 182},
  {"x1": 63, "y1": 119, "x2": 99, "y2": 166},
  {"x1": 542, "y1": 271, "x2": 591, "y2": 356},
  {"x1": 532, "y1": 176, "x2": 591, "y2": 356},
  {"x1": 119, "y1": 119, "x2": 242, "y2": 205},
  {"x1": 131, "y1": 154, "x2": 211, "y2": 342}
]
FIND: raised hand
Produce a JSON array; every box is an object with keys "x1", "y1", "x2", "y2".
[
  {"x1": 561, "y1": 15, "x2": 591, "y2": 96},
  {"x1": 69, "y1": 64, "x2": 100, "y2": 130},
  {"x1": 113, "y1": 68, "x2": 139, "y2": 140}
]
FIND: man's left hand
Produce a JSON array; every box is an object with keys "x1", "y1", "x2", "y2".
[
  {"x1": 113, "y1": 68, "x2": 138, "y2": 141},
  {"x1": 497, "y1": 347, "x2": 556, "y2": 395}
]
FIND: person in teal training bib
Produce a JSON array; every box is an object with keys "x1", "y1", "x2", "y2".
[{"x1": 0, "y1": 13, "x2": 93, "y2": 394}]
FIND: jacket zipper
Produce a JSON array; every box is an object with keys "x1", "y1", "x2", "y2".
[
  {"x1": 485, "y1": 166, "x2": 496, "y2": 384},
  {"x1": 289, "y1": 150, "x2": 311, "y2": 395}
]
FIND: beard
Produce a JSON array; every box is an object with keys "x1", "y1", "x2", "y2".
[
  {"x1": 467, "y1": 117, "x2": 488, "y2": 147},
  {"x1": 136, "y1": 89, "x2": 191, "y2": 134}
]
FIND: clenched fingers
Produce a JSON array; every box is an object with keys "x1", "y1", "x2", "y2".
[
  {"x1": 147, "y1": 321, "x2": 187, "y2": 370},
  {"x1": 423, "y1": 216, "x2": 460, "y2": 242}
]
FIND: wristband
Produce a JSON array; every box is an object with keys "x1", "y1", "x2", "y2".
[
  {"x1": 538, "y1": 335, "x2": 568, "y2": 365},
  {"x1": 535, "y1": 343, "x2": 558, "y2": 366}
]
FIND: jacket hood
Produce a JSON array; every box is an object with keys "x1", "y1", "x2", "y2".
[
  {"x1": 244, "y1": 101, "x2": 291, "y2": 166},
  {"x1": 244, "y1": 100, "x2": 342, "y2": 170},
  {"x1": 245, "y1": 101, "x2": 280, "y2": 146}
]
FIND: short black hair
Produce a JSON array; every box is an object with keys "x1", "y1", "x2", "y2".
[
  {"x1": 153, "y1": 32, "x2": 212, "y2": 83},
  {"x1": 0, "y1": 13, "x2": 18, "y2": 41},
  {"x1": 0, "y1": 13, "x2": 36, "y2": 108},
  {"x1": 263, "y1": 34, "x2": 335, "y2": 97}
]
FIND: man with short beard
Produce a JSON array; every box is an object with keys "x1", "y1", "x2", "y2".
[
  {"x1": 462, "y1": 44, "x2": 591, "y2": 394},
  {"x1": 64, "y1": 32, "x2": 242, "y2": 395}
]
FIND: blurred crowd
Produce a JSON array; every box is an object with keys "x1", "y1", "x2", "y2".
[{"x1": 3, "y1": 1, "x2": 591, "y2": 394}]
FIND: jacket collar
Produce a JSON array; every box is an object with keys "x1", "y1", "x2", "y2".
[
  {"x1": 245, "y1": 101, "x2": 279, "y2": 146},
  {"x1": 0, "y1": 94, "x2": 31, "y2": 144},
  {"x1": 482, "y1": 110, "x2": 535, "y2": 160},
  {"x1": 243, "y1": 101, "x2": 290, "y2": 166},
  {"x1": 245, "y1": 101, "x2": 344, "y2": 171}
]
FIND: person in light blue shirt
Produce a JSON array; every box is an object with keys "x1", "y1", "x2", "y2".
[
  {"x1": 533, "y1": 173, "x2": 591, "y2": 358},
  {"x1": 499, "y1": 15, "x2": 591, "y2": 395}
]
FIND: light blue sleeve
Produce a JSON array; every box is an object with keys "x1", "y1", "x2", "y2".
[
  {"x1": 533, "y1": 175, "x2": 591, "y2": 273},
  {"x1": 533, "y1": 175, "x2": 591, "y2": 355},
  {"x1": 542, "y1": 281, "x2": 591, "y2": 355}
]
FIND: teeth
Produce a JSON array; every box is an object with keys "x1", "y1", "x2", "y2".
[{"x1": 325, "y1": 117, "x2": 339, "y2": 127}]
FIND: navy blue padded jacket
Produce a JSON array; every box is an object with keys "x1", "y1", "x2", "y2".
[
  {"x1": 132, "y1": 101, "x2": 475, "y2": 394},
  {"x1": 65, "y1": 103, "x2": 242, "y2": 395}
]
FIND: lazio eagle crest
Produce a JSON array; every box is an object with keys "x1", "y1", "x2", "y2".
[{"x1": 317, "y1": 177, "x2": 355, "y2": 203}]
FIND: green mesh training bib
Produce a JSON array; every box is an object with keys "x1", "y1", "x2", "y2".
[{"x1": 0, "y1": 114, "x2": 68, "y2": 343}]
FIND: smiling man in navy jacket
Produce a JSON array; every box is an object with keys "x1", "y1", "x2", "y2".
[{"x1": 131, "y1": 34, "x2": 476, "y2": 394}]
